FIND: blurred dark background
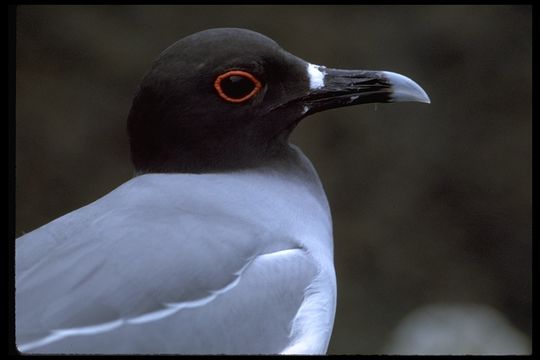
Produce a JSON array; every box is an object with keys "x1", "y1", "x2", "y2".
[{"x1": 15, "y1": 5, "x2": 531, "y2": 354}]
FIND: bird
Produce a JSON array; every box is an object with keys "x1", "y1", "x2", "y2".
[{"x1": 16, "y1": 28, "x2": 429, "y2": 354}]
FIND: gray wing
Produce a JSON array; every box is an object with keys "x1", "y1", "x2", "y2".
[{"x1": 16, "y1": 201, "x2": 318, "y2": 354}]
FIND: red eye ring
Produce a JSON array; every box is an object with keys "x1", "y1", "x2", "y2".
[{"x1": 214, "y1": 70, "x2": 262, "y2": 103}]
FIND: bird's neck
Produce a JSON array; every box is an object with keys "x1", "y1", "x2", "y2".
[{"x1": 130, "y1": 131, "x2": 297, "y2": 175}]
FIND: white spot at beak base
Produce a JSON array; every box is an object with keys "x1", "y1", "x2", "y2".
[{"x1": 307, "y1": 63, "x2": 325, "y2": 90}]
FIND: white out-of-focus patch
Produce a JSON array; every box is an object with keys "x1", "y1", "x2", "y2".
[{"x1": 307, "y1": 63, "x2": 325, "y2": 90}]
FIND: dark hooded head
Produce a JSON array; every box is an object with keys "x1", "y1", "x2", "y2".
[{"x1": 127, "y1": 28, "x2": 429, "y2": 173}]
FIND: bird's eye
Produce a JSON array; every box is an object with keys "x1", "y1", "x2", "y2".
[{"x1": 214, "y1": 70, "x2": 262, "y2": 103}]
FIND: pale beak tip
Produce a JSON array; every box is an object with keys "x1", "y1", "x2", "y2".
[{"x1": 382, "y1": 71, "x2": 431, "y2": 104}]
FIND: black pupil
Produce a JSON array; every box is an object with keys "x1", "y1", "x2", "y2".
[{"x1": 221, "y1": 75, "x2": 255, "y2": 99}]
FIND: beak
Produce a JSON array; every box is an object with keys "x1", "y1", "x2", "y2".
[{"x1": 303, "y1": 66, "x2": 430, "y2": 115}]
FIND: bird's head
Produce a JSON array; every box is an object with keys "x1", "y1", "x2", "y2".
[{"x1": 127, "y1": 28, "x2": 429, "y2": 173}]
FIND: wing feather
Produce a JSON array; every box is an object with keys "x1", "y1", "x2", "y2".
[{"x1": 16, "y1": 178, "x2": 314, "y2": 353}]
